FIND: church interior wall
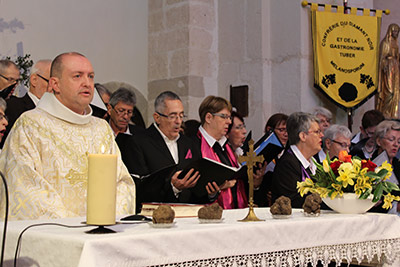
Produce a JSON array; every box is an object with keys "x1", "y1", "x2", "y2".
[
  {"x1": 0, "y1": 0, "x2": 148, "y2": 117},
  {"x1": 1, "y1": 0, "x2": 400, "y2": 135}
]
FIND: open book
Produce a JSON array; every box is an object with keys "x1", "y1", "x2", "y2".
[
  {"x1": 178, "y1": 157, "x2": 246, "y2": 198},
  {"x1": 249, "y1": 131, "x2": 284, "y2": 165}
]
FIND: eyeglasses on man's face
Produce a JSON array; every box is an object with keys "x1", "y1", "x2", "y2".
[
  {"x1": 0, "y1": 73, "x2": 20, "y2": 84},
  {"x1": 36, "y1": 74, "x2": 49, "y2": 83},
  {"x1": 157, "y1": 111, "x2": 187, "y2": 121},
  {"x1": 331, "y1": 139, "x2": 350, "y2": 149},
  {"x1": 112, "y1": 106, "x2": 134, "y2": 117},
  {"x1": 212, "y1": 113, "x2": 232, "y2": 121}
]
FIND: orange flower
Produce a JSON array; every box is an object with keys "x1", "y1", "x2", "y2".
[{"x1": 338, "y1": 150, "x2": 352, "y2": 163}]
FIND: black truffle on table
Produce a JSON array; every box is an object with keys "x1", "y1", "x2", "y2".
[
  {"x1": 302, "y1": 193, "x2": 322, "y2": 214},
  {"x1": 152, "y1": 205, "x2": 175, "y2": 224},
  {"x1": 198, "y1": 203, "x2": 223, "y2": 219},
  {"x1": 270, "y1": 196, "x2": 292, "y2": 215}
]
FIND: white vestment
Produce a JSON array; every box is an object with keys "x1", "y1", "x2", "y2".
[{"x1": 0, "y1": 93, "x2": 135, "y2": 220}]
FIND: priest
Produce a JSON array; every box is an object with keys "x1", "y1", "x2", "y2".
[{"x1": 0, "y1": 52, "x2": 135, "y2": 220}]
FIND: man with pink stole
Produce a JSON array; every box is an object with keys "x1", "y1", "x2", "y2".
[{"x1": 195, "y1": 96, "x2": 247, "y2": 209}]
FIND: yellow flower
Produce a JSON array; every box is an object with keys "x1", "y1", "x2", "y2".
[
  {"x1": 379, "y1": 161, "x2": 393, "y2": 181},
  {"x1": 337, "y1": 162, "x2": 356, "y2": 188},
  {"x1": 315, "y1": 187, "x2": 329, "y2": 198},
  {"x1": 382, "y1": 193, "x2": 400, "y2": 209},
  {"x1": 354, "y1": 175, "x2": 372, "y2": 196},
  {"x1": 322, "y1": 159, "x2": 330, "y2": 173},
  {"x1": 330, "y1": 183, "x2": 343, "y2": 199},
  {"x1": 297, "y1": 178, "x2": 314, "y2": 197},
  {"x1": 352, "y1": 158, "x2": 361, "y2": 172}
]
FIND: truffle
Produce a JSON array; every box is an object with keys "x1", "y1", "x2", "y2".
[
  {"x1": 270, "y1": 196, "x2": 292, "y2": 215},
  {"x1": 152, "y1": 205, "x2": 175, "y2": 224},
  {"x1": 198, "y1": 203, "x2": 223, "y2": 219},
  {"x1": 302, "y1": 193, "x2": 322, "y2": 214}
]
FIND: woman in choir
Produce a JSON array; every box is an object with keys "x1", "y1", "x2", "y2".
[
  {"x1": 226, "y1": 111, "x2": 267, "y2": 207},
  {"x1": 195, "y1": 96, "x2": 247, "y2": 209},
  {"x1": 226, "y1": 111, "x2": 247, "y2": 156},
  {"x1": 257, "y1": 113, "x2": 289, "y2": 206},
  {"x1": 371, "y1": 120, "x2": 400, "y2": 214},
  {"x1": 264, "y1": 113, "x2": 289, "y2": 147}
]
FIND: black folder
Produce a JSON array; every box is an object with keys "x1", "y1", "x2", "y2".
[
  {"x1": 178, "y1": 157, "x2": 246, "y2": 198},
  {"x1": 247, "y1": 131, "x2": 284, "y2": 165}
]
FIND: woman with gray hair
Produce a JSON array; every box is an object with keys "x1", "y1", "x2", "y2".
[
  {"x1": 0, "y1": 98, "x2": 8, "y2": 146},
  {"x1": 313, "y1": 106, "x2": 332, "y2": 134},
  {"x1": 315, "y1": 124, "x2": 352, "y2": 163},
  {"x1": 371, "y1": 120, "x2": 400, "y2": 214},
  {"x1": 271, "y1": 112, "x2": 323, "y2": 208},
  {"x1": 373, "y1": 120, "x2": 400, "y2": 165}
]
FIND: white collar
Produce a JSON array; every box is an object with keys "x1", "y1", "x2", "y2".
[
  {"x1": 351, "y1": 132, "x2": 361, "y2": 144},
  {"x1": 290, "y1": 145, "x2": 316, "y2": 175},
  {"x1": 37, "y1": 92, "x2": 92, "y2": 125},
  {"x1": 153, "y1": 122, "x2": 179, "y2": 143},
  {"x1": 27, "y1": 92, "x2": 40, "y2": 106},
  {"x1": 199, "y1": 125, "x2": 227, "y2": 148}
]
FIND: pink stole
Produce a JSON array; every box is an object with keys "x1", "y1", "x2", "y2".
[{"x1": 198, "y1": 131, "x2": 248, "y2": 209}]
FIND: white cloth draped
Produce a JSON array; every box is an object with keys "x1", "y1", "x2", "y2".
[{"x1": 3, "y1": 208, "x2": 400, "y2": 267}]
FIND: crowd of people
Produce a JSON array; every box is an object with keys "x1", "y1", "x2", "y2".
[{"x1": 0, "y1": 52, "x2": 399, "y2": 221}]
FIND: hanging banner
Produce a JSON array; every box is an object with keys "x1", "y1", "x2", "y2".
[{"x1": 311, "y1": 4, "x2": 382, "y2": 110}]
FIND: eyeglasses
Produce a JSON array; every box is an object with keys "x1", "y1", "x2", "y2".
[
  {"x1": 331, "y1": 139, "x2": 351, "y2": 149},
  {"x1": 0, "y1": 73, "x2": 20, "y2": 84},
  {"x1": 0, "y1": 113, "x2": 8, "y2": 121},
  {"x1": 275, "y1": 127, "x2": 287, "y2": 133},
  {"x1": 233, "y1": 124, "x2": 246, "y2": 130},
  {"x1": 36, "y1": 74, "x2": 49, "y2": 83},
  {"x1": 157, "y1": 111, "x2": 187, "y2": 121},
  {"x1": 112, "y1": 106, "x2": 133, "y2": 117},
  {"x1": 383, "y1": 136, "x2": 400, "y2": 145},
  {"x1": 307, "y1": 129, "x2": 322, "y2": 135},
  {"x1": 212, "y1": 113, "x2": 232, "y2": 121},
  {"x1": 319, "y1": 118, "x2": 331, "y2": 124},
  {"x1": 365, "y1": 130, "x2": 375, "y2": 138}
]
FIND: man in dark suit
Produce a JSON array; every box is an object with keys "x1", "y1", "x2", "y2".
[
  {"x1": 2, "y1": 59, "x2": 51, "y2": 147},
  {"x1": 106, "y1": 87, "x2": 144, "y2": 137},
  {"x1": 127, "y1": 91, "x2": 216, "y2": 211},
  {"x1": 271, "y1": 112, "x2": 323, "y2": 208}
]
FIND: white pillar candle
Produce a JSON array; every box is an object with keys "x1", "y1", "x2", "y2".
[{"x1": 87, "y1": 153, "x2": 117, "y2": 225}]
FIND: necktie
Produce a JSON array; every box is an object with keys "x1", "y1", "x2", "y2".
[
  {"x1": 212, "y1": 142, "x2": 238, "y2": 208},
  {"x1": 213, "y1": 142, "x2": 231, "y2": 166}
]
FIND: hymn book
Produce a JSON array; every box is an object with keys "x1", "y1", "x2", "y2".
[
  {"x1": 178, "y1": 157, "x2": 247, "y2": 198},
  {"x1": 250, "y1": 131, "x2": 284, "y2": 165}
]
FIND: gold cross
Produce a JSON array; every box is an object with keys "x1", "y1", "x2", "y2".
[{"x1": 238, "y1": 139, "x2": 264, "y2": 221}]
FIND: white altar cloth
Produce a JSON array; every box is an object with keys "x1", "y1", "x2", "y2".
[{"x1": 2, "y1": 208, "x2": 400, "y2": 267}]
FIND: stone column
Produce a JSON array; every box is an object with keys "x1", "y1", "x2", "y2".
[{"x1": 148, "y1": 0, "x2": 217, "y2": 122}]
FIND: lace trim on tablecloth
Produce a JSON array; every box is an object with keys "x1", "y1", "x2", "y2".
[{"x1": 150, "y1": 238, "x2": 400, "y2": 267}]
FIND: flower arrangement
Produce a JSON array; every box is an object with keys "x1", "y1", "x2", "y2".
[{"x1": 297, "y1": 151, "x2": 400, "y2": 209}]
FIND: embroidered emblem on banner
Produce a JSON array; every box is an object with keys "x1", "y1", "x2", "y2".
[{"x1": 311, "y1": 7, "x2": 381, "y2": 109}]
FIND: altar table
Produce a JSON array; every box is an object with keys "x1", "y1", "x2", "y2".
[{"x1": 2, "y1": 208, "x2": 400, "y2": 267}]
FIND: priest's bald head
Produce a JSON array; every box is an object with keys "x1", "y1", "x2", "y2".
[{"x1": 49, "y1": 52, "x2": 95, "y2": 115}]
